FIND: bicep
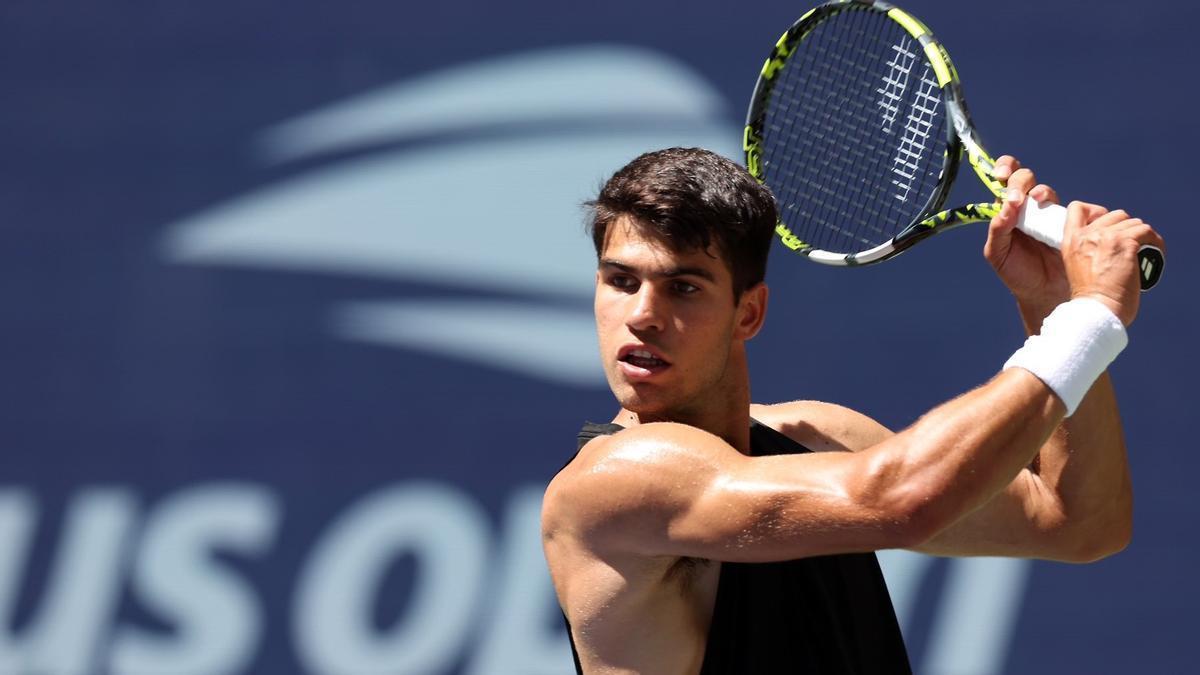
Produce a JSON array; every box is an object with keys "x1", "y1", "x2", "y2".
[{"x1": 667, "y1": 450, "x2": 914, "y2": 562}]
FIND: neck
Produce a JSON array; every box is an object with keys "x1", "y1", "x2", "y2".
[{"x1": 613, "y1": 345, "x2": 753, "y2": 454}]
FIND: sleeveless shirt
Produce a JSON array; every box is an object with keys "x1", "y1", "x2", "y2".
[{"x1": 562, "y1": 419, "x2": 912, "y2": 674}]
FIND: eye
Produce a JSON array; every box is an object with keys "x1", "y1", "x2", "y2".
[
  {"x1": 672, "y1": 280, "x2": 700, "y2": 295},
  {"x1": 607, "y1": 274, "x2": 637, "y2": 291}
]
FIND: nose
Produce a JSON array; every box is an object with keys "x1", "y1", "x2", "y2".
[{"x1": 626, "y1": 284, "x2": 665, "y2": 332}]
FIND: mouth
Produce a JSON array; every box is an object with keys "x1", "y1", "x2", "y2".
[{"x1": 617, "y1": 345, "x2": 671, "y2": 378}]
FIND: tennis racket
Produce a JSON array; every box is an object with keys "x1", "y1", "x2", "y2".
[{"x1": 743, "y1": 0, "x2": 1164, "y2": 290}]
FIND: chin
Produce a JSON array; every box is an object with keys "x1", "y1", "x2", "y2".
[{"x1": 610, "y1": 382, "x2": 682, "y2": 419}]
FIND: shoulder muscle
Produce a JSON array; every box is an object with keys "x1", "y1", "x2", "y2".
[{"x1": 543, "y1": 422, "x2": 736, "y2": 548}]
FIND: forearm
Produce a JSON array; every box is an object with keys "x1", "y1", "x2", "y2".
[
  {"x1": 1020, "y1": 299, "x2": 1133, "y2": 542},
  {"x1": 903, "y1": 301, "x2": 1133, "y2": 560},
  {"x1": 1036, "y1": 374, "x2": 1133, "y2": 543},
  {"x1": 860, "y1": 368, "x2": 1065, "y2": 543}
]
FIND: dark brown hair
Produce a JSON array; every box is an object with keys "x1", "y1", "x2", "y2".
[{"x1": 586, "y1": 147, "x2": 777, "y2": 298}]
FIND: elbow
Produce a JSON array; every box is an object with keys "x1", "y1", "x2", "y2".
[
  {"x1": 1057, "y1": 526, "x2": 1131, "y2": 564},
  {"x1": 859, "y1": 479, "x2": 958, "y2": 550},
  {"x1": 850, "y1": 452, "x2": 959, "y2": 549},
  {"x1": 1058, "y1": 499, "x2": 1133, "y2": 564},
  {"x1": 885, "y1": 487, "x2": 958, "y2": 549},
  {"x1": 1037, "y1": 481, "x2": 1133, "y2": 563}
]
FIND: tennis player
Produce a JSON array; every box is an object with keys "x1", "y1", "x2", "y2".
[{"x1": 541, "y1": 147, "x2": 1164, "y2": 673}]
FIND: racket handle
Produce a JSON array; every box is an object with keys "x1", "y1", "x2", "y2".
[{"x1": 1016, "y1": 199, "x2": 1164, "y2": 291}]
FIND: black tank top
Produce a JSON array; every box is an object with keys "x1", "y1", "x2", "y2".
[{"x1": 563, "y1": 419, "x2": 912, "y2": 674}]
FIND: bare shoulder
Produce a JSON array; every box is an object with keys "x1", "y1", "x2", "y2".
[
  {"x1": 750, "y1": 400, "x2": 893, "y2": 453},
  {"x1": 542, "y1": 422, "x2": 737, "y2": 547}
]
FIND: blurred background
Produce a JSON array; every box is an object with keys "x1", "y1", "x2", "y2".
[{"x1": 2, "y1": 0, "x2": 1197, "y2": 673}]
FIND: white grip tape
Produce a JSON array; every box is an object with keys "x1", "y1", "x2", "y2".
[
  {"x1": 1003, "y1": 297, "x2": 1128, "y2": 416},
  {"x1": 1015, "y1": 198, "x2": 1066, "y2": 250},
  {"x1": 1016, "y1": 198, "x2": 1165, "y2": 292}
]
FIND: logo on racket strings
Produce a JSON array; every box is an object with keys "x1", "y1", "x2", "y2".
[{"x1": 879, "y1": 37, "x2": 941, "y2": 204}]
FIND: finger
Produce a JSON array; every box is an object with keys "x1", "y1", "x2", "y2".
[
  {"x1": 993, "y1": 155, "x2": 1020, "y2": 183},
  {"x1": 1113, "y1": 220, "x2": 1167, "y2": 254},
  {"x1": 1063, "y1": 201, "x2": 1107, "y2": 243},
  {"x1": 1086, "y1": 208, "x2": 1131, "y2": 230},
  {"x1": 1109, "y1": 216, "x2": 1147, "y2": 234},
  {"x1": 1028, "y1": 183, "x2": 1059, "y2": 206},
  {"x1": 984, "y1": 199, "x2": 1020, "y2": 262},
  {"x1": 1140, "y1": 227, "x2": 1167, "y2": 255},
  {"x1": 1004, "y1": 168, "x2": 1038, "y2": 205},
  {"x1": 1066, "y1": 201, "x2": 1110, "y2": 226},
  {"x1": 991, "y1": 198, "x2": 1021, "y2": 230}
]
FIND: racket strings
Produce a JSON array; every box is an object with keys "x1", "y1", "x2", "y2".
[
  {"x1": 767, "y1": 10, "x2": 891, "y2": 249},
  {"x1": 768, "y1": 23, "x2": 894, "y2": 249},
  {"x1": 760, "y1": 9, "x2": 950, "y2": 254},
  {"x1": 775, "y1": 13, "x2": 937, "y2": 248},
  {"x1": 770, "y1": 13, "x2": 936, "y2": 250},
  {"x1": 810, "y1": 8, "x2": 900, "y2": 244}
]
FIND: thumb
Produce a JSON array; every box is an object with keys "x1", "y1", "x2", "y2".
[
  {"x1": 1062, "y1": 201, "x2": 1109, "y2": 249},
  {"x1": 983, "y1": 199, "x2": 1019, "y2": 264}
]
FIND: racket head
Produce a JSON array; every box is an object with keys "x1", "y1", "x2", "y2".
[{"x1": 745, "y1": 0, "x2": 984, "y2": 266}]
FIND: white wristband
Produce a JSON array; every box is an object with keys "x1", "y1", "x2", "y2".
[{"x1": 1003, "y1": 298, "x2": 1128, "y2": 416}]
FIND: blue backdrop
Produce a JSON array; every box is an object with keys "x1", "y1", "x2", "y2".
[{"x1": 2, "y1": 1, "x2": 1197, "y2": 673}]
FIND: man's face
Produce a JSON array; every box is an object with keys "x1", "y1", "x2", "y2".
[{"x1": 594, "y1": 217, "x2": 747, "y2": 418}]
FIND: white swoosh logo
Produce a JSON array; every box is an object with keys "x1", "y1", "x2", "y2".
[
  {"x1": 257, "y1": 44, "x2": 729, "y2": 164},
  {"x1": 160, "y1": 45, "x2": 739, "y2": 387}
]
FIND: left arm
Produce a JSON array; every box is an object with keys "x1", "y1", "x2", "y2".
[
  {"x1": 927, "y1": 157, "x2": 1135, "y2": 560},
  {"x1": 928, "y1": 157, "x2": 1135, "y2": 560},
  {"x1": 929, "y1": 156, "x2": 1134, "y2": 561},
  {"x1": 758, "y1": 157, "x2": 1135, "y2": 562}
]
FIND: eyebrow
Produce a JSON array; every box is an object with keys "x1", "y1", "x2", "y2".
[{"x1": 599, "y1": 259, "x2": 717, "y2": 282}]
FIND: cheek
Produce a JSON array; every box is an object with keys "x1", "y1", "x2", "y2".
[
  {"x1": 593, "y1": 291, "x2": 611, "y2": 318},
  {"x1": 594, "y1": 299, "x2": 623, "y2": 342},
  {"x1": 676, "y1": 306, "x2": 734, "y2": 337}
]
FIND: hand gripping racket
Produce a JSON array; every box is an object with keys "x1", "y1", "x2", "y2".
[{"x1": 743, "y1": 0, "x2": 1164, "y2": 290}]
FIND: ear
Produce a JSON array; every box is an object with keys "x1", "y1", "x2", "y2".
[{"x1": 734, "y1": 282, "x2": 768, "y2": 341}]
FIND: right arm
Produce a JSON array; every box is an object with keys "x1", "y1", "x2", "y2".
[{"x1": 546, "y1": 368, "x2": 1062, "y2": 563}]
